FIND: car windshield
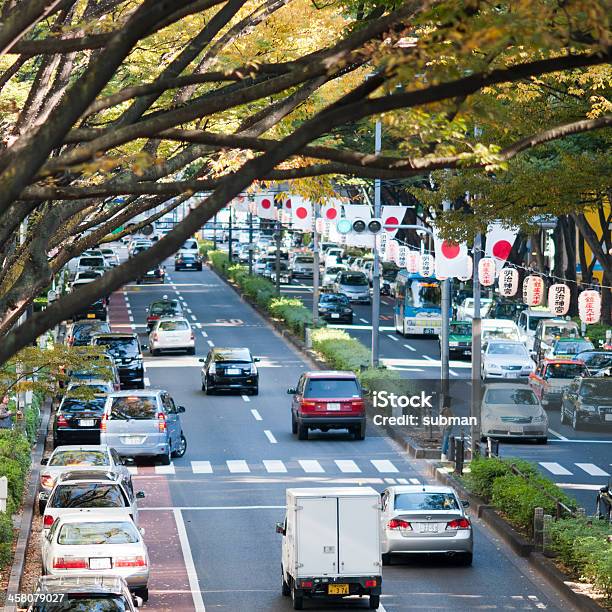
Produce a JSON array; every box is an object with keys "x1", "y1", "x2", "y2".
[
  {"x1": 214, "y1": 349, "x2": 251, "y2": 363},
  {"x1": 159, "y1": 320, "x2": 189, "y2": 331},
  {"x1": 578, "y1": 352, "x2": 612, "y2": 369},
  {"x1": 32, "y1": 597, "x2": 129, "y2": 611},
  {"x1": 450, "y1": 323, "x2": 471, "y2": 336},
  {"x1": 150, "y1": 302, "x2": 180, "y2": 315},
  {"x1": 579, "y1": 379, "x2": 612, "y2": 399},
  {"x1": 77, "y1": 271, "x2": 102, "y2": 279},
  {"x1": 50, "y1": 484, "x2": 126, "y2": 508},
  {"x1": 482, "y1": 327, "x2": 519, "y2": 341},
  {"x1": 49, "y1": 450, "x2": 108, "y2": 467},
  {"x1": 485, "y1": 388, "x2": 538, "y2": 405},
  {"x1": 320, "y1": 294, "x2": 349, "y2": 305},
  {"x1": 57, "y1": 521, "x2": 139, "y2": 545},
  {"x1": 340, "y1": 273, "x2": 367, "y2": 286},
  {"x1": 93, "y1": 338, "x2": 139, "y2": 358},
  {"x1": 544, "y1": 324, "x2": 578, "y2": 338},
  {"x1": 110, "y1": 396, "x2": 157, "y2": 420},
  {"x1": 408, "y1": 281, "x2": 441, "y2": 309},
  {"x1": 304, "y1": 378, "x2": 360, "y2": 398},
  {"x1": 79, "y1": 257, "x2": 105, "y2": 267},
  {"x1": 553, "y1": 340, "x2": 593, "y2": 354},
  {"x1": 528, "y1": 314, "x2": 552, "y2": 331},
  {"x1": 326, "y1": 267, "x2": 344, "y2": 275},
  {"x1": 545, "y1": 363, "x2": 586, "y2": 379},
  {"x1": 295, "y1": 257, "x2": 313, "y2": 263},
  {"x1": 487, "y1": 343, "x2": 527, "y2": 356},
  {"x1": 394, "y1": 492, "x2": 459, "y2": 511},
  {"x1": 60, "y1": 398, "x2": 106, "y2": 414}
]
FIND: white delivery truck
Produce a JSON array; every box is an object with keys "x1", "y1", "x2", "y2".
[{"x1": 277, "y1": 487, "x2": 382, "y2": 610}]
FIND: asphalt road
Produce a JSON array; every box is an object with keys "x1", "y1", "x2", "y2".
[{"x1": 104, "y1": 254, "x2": 579, "y2": 612}]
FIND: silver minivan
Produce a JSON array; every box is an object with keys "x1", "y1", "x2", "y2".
[{"x1": 100, "y1": 390, "x2": 187, "y2": 465}]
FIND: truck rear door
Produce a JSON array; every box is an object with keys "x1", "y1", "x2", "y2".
[
  {"x1": 297, "y1": 497, "x2": 338, "y2": 576},
  {"x1": 338, "y1": 496, "x2": 380, "y2": 575}
]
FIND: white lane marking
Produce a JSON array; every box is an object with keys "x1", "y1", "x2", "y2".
[
  {"x1": 328, "y1": 324, "x2": 395, "y2": 331},
  {"x1": 422, "y1": 355, "x2": 435, "y2": 362},
  {"x1": 371, "y1": 459, "x2": 399, "y2": 473},
  {"x1": 191, "y1": 314, "x2": 197, "y2": 321},
  {"x1": 384, "y1": 477, "x2": 396, "y2": 484},
  {"x1": 263, "y1": 460, "x2": 287, "y2": 473},
  {"x1": 557, "y1": 483, "x2": 608, "y2": 491},
  {"x1": 264, "y1": 430, "x2": 277, "y2": 444},
  {"x1": 173, "y1": 509, "x2": 206, "y2": 612},
  {"x1": 144, "y1": 377, "x2": 151, "y2": 387},
  {"x1": 575, "y1": 463, "x2": 610, "y2": 476},
  {"x1": 155, "y1": 463, "x2": 175, "y2": 475},
  {"x1": 359, "y1": 318, "x2": 369, "y2": 324},
  {"x1": 191, "y1": 461, "x2": 213, "y2": 474},
  {"x1": 386, "y1": 334, "x2": 399, "y2": 342},
  {"x1": 547, "y1": 428, "x2": 568, "y2": 441},
  {"x1": 196, "y1": 323, "x2": 203, "y2": 329},
  {"x1": 335, "y1": 460, "x2": 361, "y2": 473},
  {"x1": 187, "y1": 308, "x2": 193, "y2": 314},
  {"x1": 128, "y1": 315, "x2": 134, "y2": 322},
  {"x1": 126, "y1": 466, "x2": 138, "y2": 475},
  {"x1": 241, "y1": 394, "x2": 250, "y2": 402},
  {"x1": 144, "y1": 505, "x2": 286, "y2": 511},
  {"x1": 549, "y1": 439, "x2": 612, "y2": 443},
  {"x1": 403, "y1": 344, "x2": 416, "y2": 352},
  {"x1": 127, "y1": 308, "x2": 132, "y2": 315},
  {"x1": 299, "y1": 459, "x2": 324, "y2": 473},
  {"x1": 539, "y1": 462, "x2": 572, "y2": 476},
  {"x1": 207, "y1": 340, "x2": 214, "y2": 347},
  {"x1": 251, "y1": 409, "x2": 262, "y2": 421},
  {"x1": 201, "y1": 331, "x2": 208, "y2": 337},
  {"x1": 449, "y1": 370, "x2": 459, "y2": 377},
  {"x1": 227, "y1": 460, "x2": 250, "y2": 473},
  {"x1": 397, "y1": 478, "x2": 408, "y2": 484},
  {"x1": 409, "y1": 478, "x2": 421, "y2": 485},
  {"x1": 175, "y1": 290, "x2": 181, "y2": 296}
]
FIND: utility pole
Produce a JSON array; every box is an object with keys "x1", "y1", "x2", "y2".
[
  {"x1": 471, "y1": 231, "x2": 483, "y2": 458},
  {"x1": 228, "y1": 207, "x2": 233, "y2": 263},
  {"x1": 248, "y1": 211, "x2": 254, "y2": 275},
  {"x1": 440, "y1": 199, "x2": 451, "y2": 412},
  {"x1": 213, "y1": 214, "x2": 218, "y2": 250},
  {"x1": 275, "y1": 213, "x2": 282, "y2": 296},
  {"x1": 312, "y1": 203, "x2": 321, "y2": 327},
  {"x1": 371, "y1": 120, "x2": 382, "y2": 368}
]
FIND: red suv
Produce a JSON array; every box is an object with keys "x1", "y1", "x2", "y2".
[{"x1": 288, "y1": 371, "x2": 366, "y2": 440}]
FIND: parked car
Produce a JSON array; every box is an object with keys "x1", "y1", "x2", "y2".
[
  {"x1": 481, "y1": 319, "x2": 521, "y2": 343},
  {"x1": 456, "y1": 297, "x2": 492, "y2": 321},
  {"x1": 488, "y1": 299, "x2": 523, "y2": 321},
  {"x1": 39, "y1": 445, "x2": 133, "y2": 514},
  {"x1": 28, "y1": 575, "x2": 142, "y2": 611},
  {"x1": 149, "y1": 317, "x2": 195, "y2": 355},
  {"x1": 53, "y1": 396, "x2": 106, "y2": 448},
  {"x1": 481, "y1": 340, "x2": 535, "y2": 380},
  {"x1": 70, "y1": 297, "x2": 108, "y2": 322},
  {"x1": 42, "y1": 470, "x2": 144, "y2": 534},
  {"x1": 174, "y1": 252, "x2": 203, "y2": 271},
  {"x1": 65, "y1": 320, "x2": 111, "y2": 347},
  {"x1": 145, "y1": 297, "x2": 183, "y2": 332},
  {"x1": 533, "y1": 318, "x2": 580, "y2": 359},
  {"x1": 68, "y1": 354, "x2": 121, "y2": 390},
  {"x1": 100, "y1": 390, "x2": 187, "y2": 464},
  {"x1": 288, "y1": 371, "x2": 365, "y2": 440},
  {"x1": 66, "y1": 379, "x2": 115, "y2": 396},
  {"x1": 317, "y1": 293, "x2": 353, "y2": 324},
  {"x1": 41, "y1": 514, "x2": 150, "y2": 602},
  {"x1": 529, "y1": 359, "x2": 589, "y2": 408},
  {"x1": 74, "y1": 270, "x2": 104, "y2": 283},
  {"x1": 560, "y1": 377, "x2": 612, "y2": 430},
  {"x1": 380, "y1": 485, "x2": 473, "y2": 566},
  {"x1": 545, "y1": 337, "x2": 594, "y2": 360},
  {"x1": 575, "y1": 350, "x2": 612, "y2": 375},
  {"x1": 516, "y1": 308, "x2": 554, "y2": 350},
  {"x1": 200, "y1": 347, "x2": 259, "y2": 395},
  {"x1": 480, "y1": 383, "x2": 548, "y2": 443},
  {"x1": 136, "y1": 264, "x2": 165, "y2": 284},
  {"x1": 334, "y1": 271, "x2": 370, "y2": 304},
  {"x1": 90, "y1": 333, "x2": 145, "y2": 389},
  {"x1": 443, "y1": 320, "x2": 472, "y2": 359}
]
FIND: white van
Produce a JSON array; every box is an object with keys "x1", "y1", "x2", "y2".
[{"x1": 481, "y1": 319, "x2": 521, "y2": 343}]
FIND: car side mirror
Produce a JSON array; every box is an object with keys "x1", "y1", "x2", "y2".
[
  {"x1": 253, "y1": 357, "x2": 260, "y2": 362},
  {"x1": 136, "y1": 491, "x2": 145, "y2": 499},
  {"x1": 287, "y1": 388, "x2": 296, "y2": 395},
  {"x1": 145, "y1": 307, "x2": 149, "y2": 312},
  {"x1": 138, "y1": 526, "x2": 146, "y2": 536},
  {"x1": 199, "y1": 358, "x2": 205, "y2": 363},
  {"x1": 461, "y1": 500, "x2": 470, "y2": 508},
  {"x1": 40, "y1": 457, "x2": 48, "y2": 465},
  {"x1": 275, "y1": 522, "x2": 286, "y2": 535},
  {"x1": 177, "y1": 405, "x2": 186, "y2": 413}
]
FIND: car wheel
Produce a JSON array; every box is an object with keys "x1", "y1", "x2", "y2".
[
  {"x1": 291, "y1": 413, "x2": 298, "y2": 434},
  {"x1": 159, "y1": 449, "x2": 171, "y2": 466},
  {"x1": 536, "y1": 437, "x2": 548, "y2": 445},
  {"x1": 369, "y1": 595, "x2": 380, "y2": 610},
  {"x1": 186, "y1": 347, "x2": 195, "y2": 355},
  {"x1": 201, "y1": 380, "x2": 206, "y2": 392},
  {"x1": 354, "y1": 423, "x2": 366, "y2": 441},
  {"x1": 297, "y1": 423, "x2": 308, "y2": 440},
  {"x1": 136, "y1": 279, "x2": 141, "y2": 285},
  {"x1": 251, "y1": 386, "x2": 259, "y2": 396},
  {"x1": 560, "y1": 405, "x2": 568, "y2": 424},
  {"x1": 174, "y1": 267, "x2": 179, "y2": 271},
  {"x1": 134, "y1": 588, "x2": 149, "y2": 603},
  {"x1": 172, "y1": 433, "x2": 187, "y2": 458},
  {"x1": 381, "y1": 553, "x2": 392, "y2": 566},
  {"x1": 291, "y1": 586, "x2": 304, "y2": 610},
  {"x1": 205, "y1": 381, "x2": 215, "y2": 395},
  {"x1": 457, "y1": 552, "x2": 473, "y2": 566},
  {"x1": 571, "y1": 410, "x2": 582, "y2": 431}
]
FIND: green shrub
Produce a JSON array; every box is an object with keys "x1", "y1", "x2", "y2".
[
  {"x1": 358, "y1": 367, "x2": 402, "y2": 393},
  {"x1": 463, "y1": 456, "x2": 538, "y2": 500},
  {"x1": 548, "y1": 517, "x2": 612, "y2": 599},
  {"x1": 0, "y1": 429, "x2": 31, "y2": 474},
  {"x1": 269, "y1": 297, "x2": 312, "y2": 335},
  {"x1": 208, "y1": 250, "x2": 229, "y2": 273},
  {"x1": 0, "y1": 511, "x2": 13, "y2": 566},
  {"x1": 311, "y1": 328, "x2": 370, "y2": 371},
  {"x1": 0, "y1": 456, "x2": 27, "y2": 515},
  {"x1": 198, "y1": 239, "x2": 215, "y2": 257}
]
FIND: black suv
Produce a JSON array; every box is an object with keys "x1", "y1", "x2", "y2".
[
  {"x1": 66, "y1": 319, "x2": 111, "y2": 347},
  {"x1": 200, "y1": 347, "x2": 259, "y2": 395},
  {"x1": 71, "y1": 298, "x2": 107, "y2": 322},
  {"x1": 561, "y1": 377, "x2": 612, "y2": 430},
  {"x1": 318, "y1": 293, "x2": 353, "y2": 324},
  {"x1": 53, "y1": 396, "x2": 106, "y2": 447},
  {"x1": 175, "y1": 252, "x2": 203, "y2": 271},
  {"x1": 90, "y1": 333, "x2": 144, "y2": 389}
]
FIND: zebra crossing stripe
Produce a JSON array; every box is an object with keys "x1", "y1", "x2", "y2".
[
  {"x1": 298, "y1": 459, "x2": 324, "y2": 473},
  {"x1": 371, "y1": 459, "x2": 399, "y2": 473},
  {"x1": 191, "y1": 461, "x2": 212, "y2": 474},
  {"x1": 539, "y1": 462, "x2": 572, "y2": 475},
  {"x1": 227, "y1": 460, "x2": 250, "y2": 473},
  {"x1": 155, "y1": 463, "x2": 175, "y2": 475},
  {"x1": 575, "y1": 463, "x2": 610, "y2": 476},
  {"x1": 263, "y1": 460, "x2": 287, "y2": 473},
  {"x1": 335, "y1": 460, "x2": 361, "y2": 473},
  {"x1": 409, "y1": 478, "x2": 421, "y2": 484}
]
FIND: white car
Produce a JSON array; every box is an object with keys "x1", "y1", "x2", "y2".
[
  {"x1": 481, "y1": 319, "x2": 521, "y2": 343},
  {"x1": 100, "y1": 247, "x2": 119, "y2": 267},
  {"x1": 456, "y1": 297, "x2": 492, "y2": 321},
  {"x1": 482, "y1": 340, "x2": 535, "y2": 380},
  {"x1": 291, "y1": 255, "x2": 315, "y2": 278},
  {"x1": 516, "y1": 308, "x2": 554, "y2": 350},
  {"x1": 76, "y1": 255, "x2": 106, "y2": 274},
  {"x1": 322, "y1": 265, "x2": 347, "y2": 287},
  {"x1": 149, "y1": 317, "x2": 195, "y2": 355},
  {"x1": 178, "y1": 238, "x2": 199, "y2": 257},
  {"x1": 74, "y1": 270, "x2": 104, "y2": 283},
  {"x1": 480, "y1": 383, "x2": 548, "y2": 443},
  {"x1": 41, "y1": 513, "x2": 150, "y2": 602}
]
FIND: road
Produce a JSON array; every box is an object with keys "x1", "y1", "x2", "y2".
[{"x1": 102, "y1": 255, "x2": 577, "y2": 611}]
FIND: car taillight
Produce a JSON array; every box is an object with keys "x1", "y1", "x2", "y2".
[
  {"x1": 446, "y1": 517, "x2": 471, "y2": 530},
  {"x1": 388, "y1": 519, "x2": 412, "y2": 530},
  {"x1": 100, "y1": 414, "x2": 107, "y2": 432},
  {"x1": 300, "y1": 580, "x2": 313, "y2": 588},
  {"x1": 53, "y1": 557, "x2": 87, "y2": 569},
  {"x1": 299, "y1": 400, "x2": 316, "y2": 412},
  {"x1": 40, "y1": 474, "x2": 55, "y2": 489},
  {"x1": 43, "y1": 515, "x2": 55, "y2": 528},
  {"x1": 365, "y1": 579, "x2": 377, "y2": 587},
  {"x1": 56, "y1": 415, "x2": 69, "y2": 428},
  {"x1": 114, "y1": 555, "x2": 147, "y2": 567},
  {"x1": 190, "y1": 332, "x2": 195, "y2": 341},
  {"x1": 157, "y1": 412, "x2": 166, "y2": 432},
  {"x1": 350, "y1": 399, "x2": 364, "y2": 411}
]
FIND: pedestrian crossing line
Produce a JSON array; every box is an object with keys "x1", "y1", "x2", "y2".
[
  {"x1": 299, "y1": 459, "x2": 324, "y2": 473},
  {"x1": 264, "y1": 430, "x2": 277, "y2": 444},
  {"x1": 371, "y1": 459, "x2": 399, "y2": 473},
  {"x1": 263, "y1": 460, "x2": 287, "y2": 473},
  {"x1": 575, "y1": 463, "x2": 610, "y2": 476},
  {"x1": 155, "y1": 463, "x2": 175, "y2": 475},
  {"x1": 335, "y1": 460, "x2": 361, "y2": 473},
  {"x1": 384, "y1": 478, "x2": 396, "y2": 484},
  {"x1": 241, "y1": 395, "x2": 250, "y2": 402},
  {"x1": 207, "y1": 340, "x2": 214, "y2": 347},
  {"x1": 201, "y1": 331, "x2": 208, "y2": 337},
  {"x1": 409, "y1": 478, "x2": 421, "y2": 485},
  {"x1": 191, "y1": 314, "x2": 197, "y2": 321},
  {"x1": 195, "y1": 323, "x2": 203, "y2": 329},
  {"x1": 191, "y1": 461, "x2": 213, "y2": 474},
  {"x1": 539, "y1": 462, "x2": 572, "y2": 476},
  {"x1": 397, "y1": 478, "x2": 408, "y2": 484},
  {"x1": 386, "y1": 334, "x2": 399, "y2": 342},
  {"x1": 227, "y1": 460, "x2": 250, "y2": 473},
  {"x1": 403, "y1": 344, "x2": 416, "y2": 352}
]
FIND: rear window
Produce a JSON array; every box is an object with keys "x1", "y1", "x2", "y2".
[
  {"x1": 214, "y1": 349, "x2": 251, "y2": 363},
  {"x1": 484, "y1": 388, "x2": 538, "y2": 405},
  {"x1": 93, "y1": 337, "x2": 140, "y2": 358},
  {"x1": 110, "y1": 396, "x2": 157, "y2": 419},
  {"x1": 50, "y1": 484, "x2": 127, "y2": 508},
  {"x1": 394, "y1": 492, "x2": 459, "y2": 511},
  {"x1": 580, "y1": 379, "x2": 612, "y2": 398},
  {"x1": 340, "y1": 273, "x2": 367, "y2": 286},
  {"x1": 73, "y1": 323, "x2": 110, "y2": 340},
  {"x1": 59, "y1": 398, "x2": 106, "y2": 414},
  {"x1": 57, "y1": 521, "x2": 139, "y2": 545},
  {"x1": 295, "y1": 257, "x2": 313, "y2": 263},
  {"x1": 304, "y1": 378, "x2": 360, "y2": 398},
  {"x1": 150, "y1": 302, "x2": 180, "y2": 315},
  {"x1": 183, "y1": 240, "x2": 198, "y2": 250},
  {"x1": 553, "y1": 340, "x2": 593, "y2": 355},
  {"x1": 49, "y1": 450, "x2": 108, "y2": 467},
  {"x1": 159, "y1": 320, "x2": 189, "y2": 331},
  {"x1": 68, "y1": 383, "x2": 111, "y2": 395},
  {"x1": 79, "y1": 257, "x2": 105, "y2": 267},
  {"x1": 180, "y1": 253, "x2": 197, "y2": 261}
]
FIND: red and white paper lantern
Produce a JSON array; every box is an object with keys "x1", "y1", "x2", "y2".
[
  {"x1": 523, "y1": 275, "x2": 545, "y2": 307},
  {"x1": 499, "y1": 267, "x2": 519, "y2": 297},
  {"x1": 578, "y1": 290, "x2": 601, "y2": 324},
  {"x1": 419, "y1": 253, "x2": 435, "y2": 277},
  {"x1": 314, "y1": 217, "x2": 325, "y2": 234},
  {"x1": 387, "y1": 239, "x2": 399, "y2": 261},
  {"x1": 396, "y1": 246, "x2": 408, "y2": 268},
  {"x1": 478, "y1": 257, "x2": 496, "y2": 286},
  {"x1": 548, "y1": 283, "x2": 570, "y2": 316},
  {"x1": 406, "y1": 251, "x2": 420, "y2": 274}
]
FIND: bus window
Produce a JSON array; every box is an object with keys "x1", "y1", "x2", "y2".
[{"x1": 407, "y1": 281, "x2": 441, "y2": 309}]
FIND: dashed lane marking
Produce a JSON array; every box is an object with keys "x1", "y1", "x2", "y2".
[
  {"x1": 251, "y1": 409, "x2": 262, "y2": 421},
  {"x1": 264, "y1": 430, "x2": 277, "y2": 444},
  {"x1": 403, "y1": 344, "x2": 416, "y2": 352}
]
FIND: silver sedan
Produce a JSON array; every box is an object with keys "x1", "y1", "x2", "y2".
[{"x1": 380, "y1": 485, "x2": 473, "y2": 565}]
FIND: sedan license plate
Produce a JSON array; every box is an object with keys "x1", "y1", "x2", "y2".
[
  {"x1": 122, "y1": 436, "x2": 145, "y2": 445},
  {"x1": 419, "y1": 523, "x2": 438, "y2": 533},
  {"x1": 424, "y1": 328, "x2": 435, "y2": 334},
  {"x1": 87, "y1": 313, "x2": 95, "y2": 318},
  {"x1": 327, "y1": 402, "x2": 341, "y2": 411},
  {"x1": 185, "y1": 263, "x2": 193, "y2": 267},
  {"x1": 89, "y1": 557, "x2": 111, "y2": 570},
  {"x1": 331, "y1": 313, "x2": 340, "y2": 319},
  {"x1": 79, "y1": 419, "x2": 95, "y2": 427},
  {"x1": 328, "y1": 584, "x2": 349, "y2": 595},
  {"x1": 226, "y1": 368, "x2": 241, "y2": 375},
  {"x1": 605, "y1": 414, "x2": 612, "y2": 422}
]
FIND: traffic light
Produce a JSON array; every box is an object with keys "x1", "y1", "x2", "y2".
[
  {"x1": 352, "y1": 219, "x2": 366, "y2": 233},
  {"x1": 336, "y1": 218, "x2": 353, "y2": 234},
  {"x1": 336, "y1": 217, "x2": 383, "y2": 234}
]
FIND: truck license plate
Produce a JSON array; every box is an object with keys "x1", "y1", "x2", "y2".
[
  {"x1": 87, "y1": 313, "x2": 95, "y2": 318},
  {"x1": 331, "y1": 313, "x2": 340, "y2": 319},
  {"x1": 328, "y1": 584, "x2": 349, "y2": 595}
]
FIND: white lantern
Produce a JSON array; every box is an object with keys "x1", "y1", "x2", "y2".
[
  {"x1": 387, "y1": 239, "x2": 399, "y2": 261},
  {"x1": 478, "y1": 257, "x2": 496, "y2": 286},
  {"x1": 457, "y1": 256, "x2": 473, "y2": 282},
  {"x1": 314, "y1": 217, "x2": 325, "y2": 234},
  {"x1": 578, "y1": 290, "x2": 601, "y2": 324},
  {"x1": 406, "y1": 251, "x2": 420, "y2": 274},
  {"x1": 397, "y1": 246, "x2": 408, "y2": 268},
  {"x1": 523, "y1": 275, "x2": 545, "y2": 306},
  {"x1": 419, "y1": 253, "x2": 435, "y2": 277},
  {"x1": 499, "y1": 267, "x2": 519, "y2": 297},
  {"x1": 548, "y1": 283, "x2": 570, "y2": 316}
]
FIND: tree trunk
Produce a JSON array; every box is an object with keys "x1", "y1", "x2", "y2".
[{"x1": 561, "y1": 216, "x2": 579, "y2": 316}]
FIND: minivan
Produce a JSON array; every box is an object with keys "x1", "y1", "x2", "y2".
[{"x1": 101, "y1": 390, "x2": 187, "y2": 465}]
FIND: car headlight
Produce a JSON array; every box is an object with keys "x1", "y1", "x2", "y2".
[
  {"x1": 580, "y1": 404, "x2": 596, "y2": 412},
  {"x1": 343, "y1": 308, "x2": 352, "y2": 313},
  {"x1": 488, "y1": 363, "x2": 502, "y2": 371}
]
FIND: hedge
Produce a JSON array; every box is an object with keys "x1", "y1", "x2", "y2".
[
  {"x1": 198, "y1": 239, "x2": 215, "y2": 258},
  {"x1": 269, "y1": 297, "x2": 312, "y2": 335}
]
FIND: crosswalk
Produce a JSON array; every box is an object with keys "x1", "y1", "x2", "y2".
[{"x1": 539, "y1": 461, "x2": 610, "y2": 477}]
